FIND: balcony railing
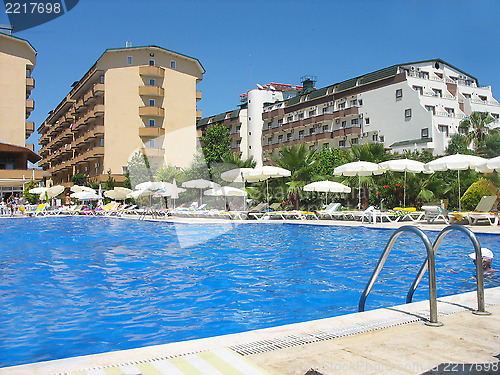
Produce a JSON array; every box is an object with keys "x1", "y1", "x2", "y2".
[
  {"x1": 139, "y1": 85, "x2": 165, "y2": 97},
  {"x1": 25, "y1": 122, "x2": 34, "y2": 138},
  {"x1": 139, "y1": 127, "x2": 165, "y2": 137},
  {"x1": 139, "y1": 106, "x2": 165, "y2": 117},
  {"x1": 140, "y1": 147, "x2": 165, "y2": 158},
  {"x1": 26, "y1": 77, "x2": 35, "y2": 91},
  {"x1": 139, "y1": 65, "x2": 165, "y2": 77},
  {"x1": 26, "y1": 99, "x2": 34, "y2": 115},
  {"x1": 196, "y1": 91, "x2": 202, "y2": 101}
]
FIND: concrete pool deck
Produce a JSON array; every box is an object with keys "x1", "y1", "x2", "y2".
[{"x1": 3, "y1": 287, "x2": 499, "y2": 375}]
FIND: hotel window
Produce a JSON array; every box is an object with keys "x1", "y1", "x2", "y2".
[
  {"x1": 351, "y1": 138, "x2": 358, "y2": 145},
  {"x1": 122, "y1": 166, "x2": 128, "y2": 174},
  {"x1": 322, "y1": 106, "x2": 329, "y2": 114},
  {"x1": 425, "y1": 105, "x2": 435, "y2": 115},
  {"x1": 418, "y1": 71, "x2": 429, "y2": 79},
  {"x1": 492, "y1": 113, "x2": 499, "y2": 120},
  {"x1": 339, "y1": 140, "x2": 346, "y2": 147},
  {"x1": 268, "y1": 137, "x2": 273, "y2": 145},
  {"x1": 405, "y1": 109, "x2": 412, "y2": 118},
  {"x1": 379, "y1": 136, "x2": 384, "y2": 142},
  {"x1": 309, "y1": 127, "x2": 315, "y2": 135},
  {"x1": 463, "y1": 93, "x2": 471, "y2": 99},
  {"x1": 458, "y1": 127, "x2": 467, "y2": 135},
  {"x1": 149, "y1": 119, "x2": 156, "y2": 127},
  {"x1": 298, "y1": 113, "x2": 304, "y2": 120},
  {"x1": 170, "y1": 60, "x2": 176, "y2": 69},
  {"x1": 149, "y1": 99, "x2": 155, "y2": 107},
  {"x1": 149, "y1": 78, "x2": 156, "y2": 86},
  {"x1": 323, "y1": 125, "x2": 329, "y2": 132},
  {"x1": 412, "y1": 86, "x2": 423, "y2": 95},
  {"x1": 445, "y1": 107, "x2": 455, "y2": 116},
  {"x1": 287, "y1": 133, "x2": 292, "y2": 141},
  {"x1": 341, "y1": 120, "x2": 347, "y2": 128},
  {"x1": 350, "y1": 100, "x2": 357, "y2": 107},
  {"x1": 287, "y1": 116, "x2": 293, "y2": 122},
  {"x1": 95, "y1": 162, "x2": 100, "y2": 168},
  {"x1": 127, "y1": 56, "x2": 133, "y2": 65},
  {"x1": 99, "y1": 138, "x2": 104, "y2": 147},
  {"x1": 278, "y1": 135, "x2": 283, "y2": 143},
  {"x1": 358, "y1": 99, "x2": 363, "y2": 105},
  {"x1": 432, "y1": 89, "x2": 442, "y2": 98},
  {"x1": 309, "y1": 145, "x2": 315, "y2": 150},
  {"x1": 438, "y1": 125, "x2": 449, "y2": 136},
  {"x1": 372, "y1": 134, "x2": 378, "y2": 142},
  {"x1": 421, "y1": 128, "x2": 429, "y2": 138},
  {"x1": 148, "y1": 139, "x2": 155, "y2": 148},
  {"x1": 323, "y1": 143, "x2": 329, "y2": 149},
  {"x1": 351, "y1": 118, "x2": 359, "y2": 126},
  {"x1": 479, "y1": 95, "x2": 487, "y2": 102},
  {"x1": 309, "y1": 109, "x2": 316, "y2": 117},
  {"x1": 396, "y1": 89, "x2": 403, "y2": 98},
  {"x1": 100, "y1": 75, "x2": 105, "y2": 84},
  {"x1": 338, "y1": 102, "x2": 345, "y2": 110},
  {"x1": 365, "y1": 118, "x2": 370, "y2": 125},
  {"x1": 298, "y1": 130, "x2": 305, "y2": 138},
  {"x1": 149, "y1": 59, "x2": 155, "y2": 66},
  {"x1": 278, "y1": 119, "x2": 283, "y2": 125}
]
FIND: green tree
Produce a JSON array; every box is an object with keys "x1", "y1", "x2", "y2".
[
  {"x1": 445, "y1": 133, "x2": 471, "y2": 155},
  {"x1": 72, "y1": 173, "x2": 88, "y2": 186},
  {"x1": 271, "y1": 143, "x2": 317, "y2": 209},
  {"x1": 157, "y1": 165, "x2": 185, "y2": 183},
  {"x1": 23, "y1": 180, "x2": 39, "y2": 204},
  {"x1": 313, "y1": 147, "x2": 350, "y2": 177},
  {"x1": 128, "y1": 151, "x2": 155, "y2": 189},
  {"x1": 201, "y1": 123, "x2": 231, "y2": 165},
  {"x1": 221, "y1": 153, "x2": 256, "y2": 169},
  {"x1": 476, "y1": 128, "x2": 500, "y2": 158},
  {"x1": 103, "y1": 169, "x2": 116, "y2": 190},
  {"x1": 459, "y1": 111, "x2": 495, "y2": 148},
  {"x1": 460, "y1": 178, "x2": 497, "y2": 211}
]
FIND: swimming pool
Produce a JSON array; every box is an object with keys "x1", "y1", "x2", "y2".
[{"x1": 0, "y1": 217, "x2": 498, "y2": 367}]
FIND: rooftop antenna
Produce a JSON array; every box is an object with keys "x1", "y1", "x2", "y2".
[{"x1": 126, "y1": 41, "x2": 132, "y2": 48}]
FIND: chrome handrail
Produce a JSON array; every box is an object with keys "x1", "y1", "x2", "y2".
[
  {"x1": 406, "y1": 225, "x2": 490, "y2": 315},
  {"x1": 358, "y1": 226, "x2": 441, "y2": 326}
]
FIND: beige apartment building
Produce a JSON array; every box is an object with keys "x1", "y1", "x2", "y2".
[
  {"x1": 0, "y1": 31, "x2": 42, "y2": 198},
  {"x1": 38, "y1": 45, "x2": 204, "y2": 186}
]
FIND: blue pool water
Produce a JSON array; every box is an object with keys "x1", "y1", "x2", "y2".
[{"x1": 0, "y1": 217, "x2": 499, "y2": 367}]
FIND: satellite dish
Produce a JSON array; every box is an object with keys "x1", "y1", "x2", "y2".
[{"x1": 256, "y1": 84, "x2": 263, "y2": 89}]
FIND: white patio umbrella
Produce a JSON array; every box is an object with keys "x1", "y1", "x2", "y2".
[
  {"x1": 379, "y1": 159, "x2": 430, "y2": 207},
  {"x1": 70, "y1": 191, "x2": 103, "y2": 201},
  {"x1": 126, "y1": 189, "x2": 152, "y2": 200},
  {"x1": 304, "y1": 181, "x2": 351, "y2": 205},
  {"x1": 476, "y1": 155, "x2": 500, "y2": 173},
  {"x1": 29, "y1": 186, "x2": 47, "y2": 194},
  {"x1": 334, "y1": 161, "x2": 386, "y2": 209},
  {"x1": 104, "y1": 187, "x2": 132, "y2": 201},
  {"x1": 40, "y1": 185, "x2": 65, "y2": 201},
  {"x1": 244, "y1": 166, "x2": 291, "y2": 209},
  {"x1": 425, "y1": 153, "x2": 487, "y2": 211},
  {"x1": 182, "y1": 179, "x2": 221, "y2": 204},
  {"x1": 204, "y1": 186, "x2": 247, "y2": 210},
  {"x1": 70, "y1": 185, "x2": 96, "y2": 194},
  {"x1": 221, "y1": 168, "x2": 254, "y2": 209}
]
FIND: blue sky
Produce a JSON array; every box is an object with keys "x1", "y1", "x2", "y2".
[{"x1": 2, "y1": 0, "x2": 499, "y2": 151}]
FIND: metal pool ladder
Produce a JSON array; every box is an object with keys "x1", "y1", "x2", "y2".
[{"x1": 358, "y1": 225, "x2": 490, "y2": 326}]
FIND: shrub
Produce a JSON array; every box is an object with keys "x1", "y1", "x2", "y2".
[{"x1": 460, "y1": 178, "x2": 497, "y2": 211}]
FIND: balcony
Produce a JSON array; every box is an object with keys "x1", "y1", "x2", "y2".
[
  {"x1": 25, "y1": 121, "x2": 34, "y2": 138},
  {"x1": 94, "y1": 104, "x2": 105, "y2": 116},
  {"x1": 140, "y1": 147, "x2": 165, "y2": 158},
  {"x1": 139, "y1": 85, "x2": 165, "y2": 97},
  {"x1": 26, "y1": 99, "x2": 34, "y2": 116},
  {"x1": 196, "y1": 91, "x2": 202, "y2": 101},
  {"x1": 139, "y1": 127, "x2": 166, "y2": 137},
  {"x1": 139, "y1": 65, "x2": 165, "y2": 77},
  {"x1": 93, "y1": 83, "x2": 104, "y2": 96},
  {"x1": 26, "y1": 77, "x2": 35, "y2": 91},
  {"x1": 139, "y1": 106, "x2": 165, "y2": 117},
  {"x1": 196, "y1": 110, "x2": 202, "y2": 119}
]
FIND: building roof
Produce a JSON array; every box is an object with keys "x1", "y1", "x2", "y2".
[
  {"x1": 0, "y1": 142, "x2": 41, "y2": 163},
  {"x1": 389, "y1": 137, "x2": 433, "y2": 148},
  {"x1": 279, "y1": 59, "x2": 479, "y2": 109},
  {"x1": 0, "y1": 31, "x2": 37, "y2": 53}
]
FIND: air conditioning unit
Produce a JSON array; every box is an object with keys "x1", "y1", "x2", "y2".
[
  {"x1": 335, "y1": 119, "x2": 340, "y2": 124},
  {"x1": 410, "y1": 66, "x2": 416, "y2": 71},
  {"x1": 311, "y1": 106, "x2": 316, "y2": 110},
  {"x1": 359, "y1": 114, "x2": 363, "y2": 118},
  {"x1": 416, "y1": 68, "x2": 421, "y2": 72}
]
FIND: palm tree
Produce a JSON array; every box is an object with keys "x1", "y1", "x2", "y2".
[
  {"x1": 459, "y1": 111, "x2": 495, "y2": 148},
  {"x1": 271, "y1": 144, "x2": 317, "y2": 209}
]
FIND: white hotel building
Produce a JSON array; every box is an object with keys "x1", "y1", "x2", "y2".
[{"x1": 198, "y1": 60, "x2": 500, "y2": 165}]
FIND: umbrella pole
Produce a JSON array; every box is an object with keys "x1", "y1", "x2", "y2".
[
  {"x1": 243, "y1": 178, "x2": 246, "y2": 210},
  {"x1": 458, "y1": 170, "x2": 461, "y2": 211},
  {"x1": 404, "y1": 170, "x2": 407, "y2": 208},
  {"x1": 266, "y1": 179, "x2": 269, "y2": 211},
  {"x1": 358, "y1": 175, "x2": 361, "y2": 209}
]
